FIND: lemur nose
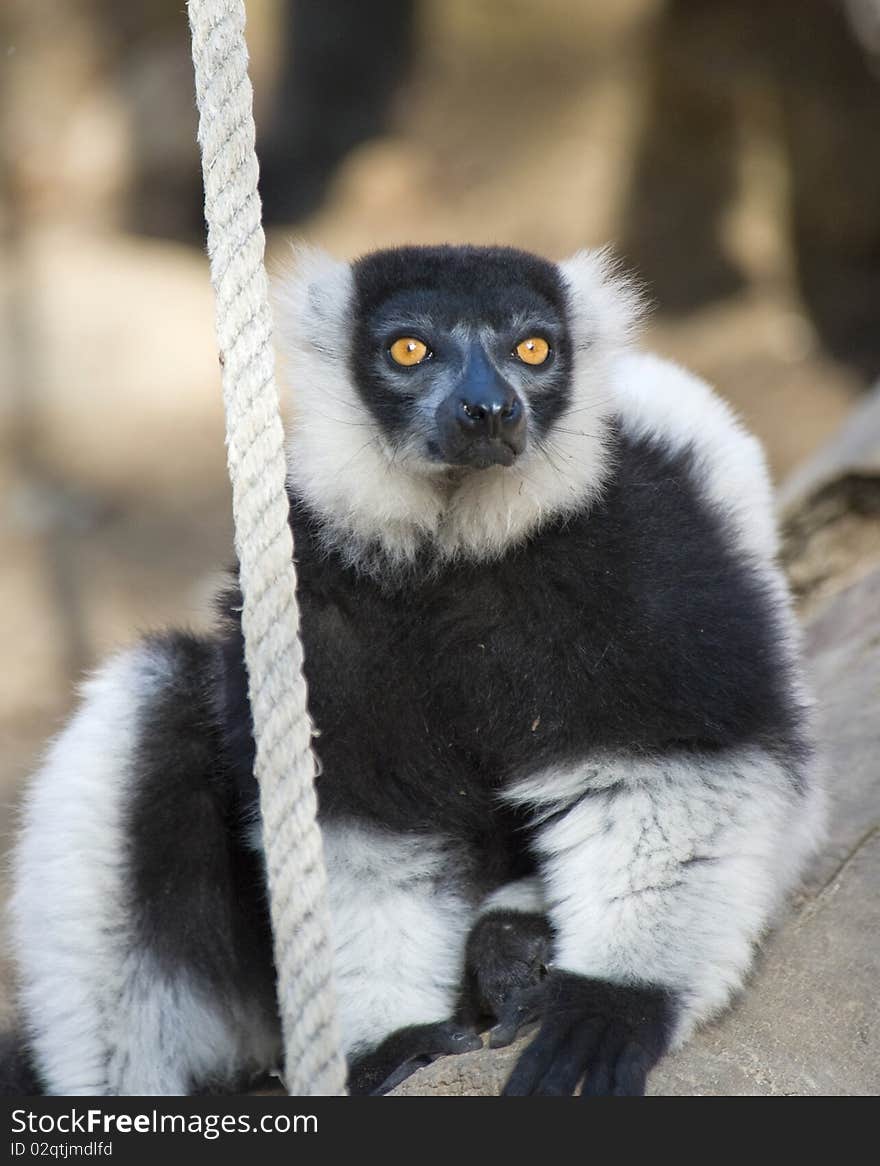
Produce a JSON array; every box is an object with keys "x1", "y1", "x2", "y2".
[
  {"x1": 434, "y1": 342, "x2": 528, "y2": 467},
  {"x1": 458, "y1": 391, "x2": 523, "y2": 438}
]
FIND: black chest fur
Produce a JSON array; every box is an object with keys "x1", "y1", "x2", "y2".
[{"x1": 218, "y1": 427, "x2": 801, "y2": 867}]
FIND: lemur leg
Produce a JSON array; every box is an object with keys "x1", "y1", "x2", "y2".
[
  {"x1": 10, "y1": 641, "x2": 280, "y2": 1095},
  {"x1": 321, "y1": 821, "x2": 481, "y2": 1094},
  {"x1": 503, "y1": 750, "x2": 826, "y2": 1096}
]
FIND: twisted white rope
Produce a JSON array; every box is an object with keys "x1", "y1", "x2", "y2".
[{"x1": 187, "y1": 0, "x2": 346, "y2": 1096}]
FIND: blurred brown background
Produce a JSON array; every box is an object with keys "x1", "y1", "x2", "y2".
[{"x1": 1, "y1": 0, "x2": 879, "y2": 1022}]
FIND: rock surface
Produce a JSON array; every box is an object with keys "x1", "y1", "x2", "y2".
[{"x1": 781, "y1": 386, "x2": 880, "y2": 615}]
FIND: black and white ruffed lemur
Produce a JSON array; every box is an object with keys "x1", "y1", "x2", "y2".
[{"x1": 5, "y1": 244, "x2": 825, "y2": 1096}]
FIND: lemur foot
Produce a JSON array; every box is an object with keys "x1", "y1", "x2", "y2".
[
  {"x1": 503, "y1": 973, "x2": 677, "y2": 1096},
  {"x1": 348, "y1": 1020, "x2": 482, "y2": 1095},
  {"x1": 457, "y1": 909, "x2": 554, "y2": 1048},
  {"x1": 348, "y1": 911, "x2": 555, "y2": 1095}
]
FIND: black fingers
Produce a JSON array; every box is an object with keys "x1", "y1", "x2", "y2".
[
  {"x1": 488, "y1": 981, "x2": 549, "y2": 1049},
  {"x1": 502, "y1": 973, "x2": 678, "y2": 1097}
]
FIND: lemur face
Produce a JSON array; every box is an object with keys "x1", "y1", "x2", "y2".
[
  {"x1": 349, "y1": 246, "x2": 575, "y2": 472},
  {"x1": 276, "y1": 242, "x2": 640, "y2": 566}
]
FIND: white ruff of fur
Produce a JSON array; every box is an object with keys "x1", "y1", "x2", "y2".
[{"x1": 273, "y1": 246, "x2": 643, "y2": 573}]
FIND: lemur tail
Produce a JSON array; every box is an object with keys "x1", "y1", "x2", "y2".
[{"x1": 0, "y1": 1031, "x2": 44, "y2": 1095}]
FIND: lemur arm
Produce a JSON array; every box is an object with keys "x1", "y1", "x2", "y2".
[{"x1": 503, "y1": 748, "x2": 823, "y2": 1095}]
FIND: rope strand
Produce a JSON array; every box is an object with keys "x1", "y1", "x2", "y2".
[{"x1": 187, "y1": 0, "x2": 346, "y2": 1096}]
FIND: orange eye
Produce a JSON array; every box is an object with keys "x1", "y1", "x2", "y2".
[
  {"x1": 389, "y1": 337, "x2": 430, "y2": 366},
  {"x1": 515, "y1": 337, "x2": 550, "y2": 365}
]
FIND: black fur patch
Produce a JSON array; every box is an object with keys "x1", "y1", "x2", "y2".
[
  {"x1": 0, "y1": 1032, "x2": 43, "y2": 1096},
  {"x1": 352, "y1": 245, "x2": 569, "y2": 331}
]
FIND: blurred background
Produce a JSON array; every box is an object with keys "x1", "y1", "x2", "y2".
[{"x1": 1, "y1": 0, "x2": 879, "y2": 1018}]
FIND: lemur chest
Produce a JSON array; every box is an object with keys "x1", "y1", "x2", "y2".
[
  {"x1": 298, "y1": 547, "x2": 624, "y2": 785},
  {"x1": 283, "y1": 430, "x2": 789, "y2": 830}
]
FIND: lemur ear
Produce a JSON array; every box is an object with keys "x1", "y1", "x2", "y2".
[
  {"x1": 557, "y1": 247, "x2": 646, "y2": 354},
  {"x1": 272, "y1": 244, "x2": 354, "y2": 359}
]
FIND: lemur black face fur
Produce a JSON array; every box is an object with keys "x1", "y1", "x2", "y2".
[
  {"x1": 6, "y1": 243, "x2": 824, "y2": 1098},
  {"x1": 349, "y1": 246, "x2": 574, "y2": 470}
]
